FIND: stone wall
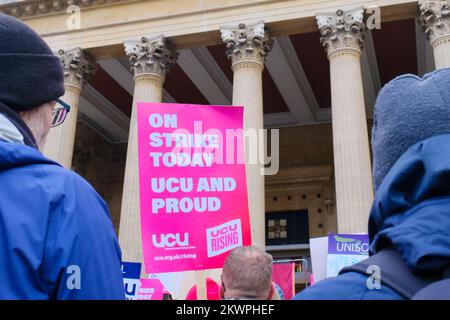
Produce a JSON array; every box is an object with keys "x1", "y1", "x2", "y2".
[{"x1": 277, "y1": 123, "x2": 334, "y2": 168}]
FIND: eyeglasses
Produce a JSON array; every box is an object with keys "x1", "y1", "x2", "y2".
[{"x1": 52, "y1": 98, "x2": 71, "y2": 128}]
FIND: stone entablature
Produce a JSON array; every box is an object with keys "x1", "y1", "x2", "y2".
[{"x1": 0, "y1": 0, "x2": 129, "y2": 18}]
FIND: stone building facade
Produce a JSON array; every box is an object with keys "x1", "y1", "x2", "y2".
[{"x1": 2, "y1": 0, "x2": 449, "y2": 297}]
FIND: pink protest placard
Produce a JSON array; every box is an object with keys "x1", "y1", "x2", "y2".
[
  {"x1": 138, "y1": 279, "x2": 164, "y2": 300},
  {"x1": 137, "y1": 102, "x2": 251, "y2": 273}
]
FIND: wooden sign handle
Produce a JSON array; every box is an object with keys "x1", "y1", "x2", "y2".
[{"x1": 195, "y1": 270, "x2": 207, "y2": 300}]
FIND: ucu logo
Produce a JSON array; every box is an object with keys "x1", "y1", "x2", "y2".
[
  {"x1": 209, "y1": 224, "x2": 238, "y2": 238},
  {"x1": 152, "y1": 233, "x2": 189, "y2": 248}
]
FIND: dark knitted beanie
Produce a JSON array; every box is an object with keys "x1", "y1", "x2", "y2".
[
  {"x1": 0, "y1": 13, "x2": 64, "y2": 111},
  {"x1": 371, "y1": 68, "x2": 450, "y2": 190}
]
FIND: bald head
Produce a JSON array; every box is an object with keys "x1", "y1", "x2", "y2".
[{"x1": 222, "y1": 246, "x2": 273, "y2": 299}]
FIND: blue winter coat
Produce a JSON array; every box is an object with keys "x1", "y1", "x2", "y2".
[
  {"x1": 0, "y1": 141, "x2": 125, "y2": 299},
  {"x1": 295, "y1": 134, "x2": 450, "y2": 300}
]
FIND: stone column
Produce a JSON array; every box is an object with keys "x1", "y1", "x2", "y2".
[
  {"x1": 220, "y1": 22, "x2": 272, "y2": 247},
  {"x1": 316, "y1": 8, "x2": 373, "y2": 234},
  {"x1": 43, "y1": 47, "x2": 94, "y2": 168},
  {"x1": 419, "y1": 0, "x2": 450, "y2": 69},
  {"x1": 119, "y1": 36, "x2": 178, "y2": 265}
]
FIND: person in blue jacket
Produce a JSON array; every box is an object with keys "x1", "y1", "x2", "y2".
[
  {"x1": 0, "y1": 14, "x2": 125, "y2": 299},
  {"x1": 295, "y1": 67, "x2": 450, "y2": 300}
]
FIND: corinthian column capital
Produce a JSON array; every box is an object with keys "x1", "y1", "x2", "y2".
[
  {"x1": 419, "y1": 0, "x2": 450, "y2": 47},
  {"x1": 316, "y1": 7, "x2": 366, "y2": 57},
  {"x1": 124, "y1": 35, "x2": 179, "y2": 78},
  {"x1": 220, "y1": 21, "x2": 273, "y2": 68},
  {"x1": 58, "y1": 47, "x2": 95, "y2": 91}
]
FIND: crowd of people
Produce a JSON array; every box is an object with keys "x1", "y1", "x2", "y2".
[{"x1": 0, "y1": 13, "x2": 449, "y2": 300}]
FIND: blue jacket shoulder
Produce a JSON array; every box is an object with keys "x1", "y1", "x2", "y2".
[
  {"x1": 38, "y1": 165, "x2": 125, "y2": 299},
  {"x1": 294, "y1": 272, "x2": 405, "y2": 300},
  {"x1": 0, "y1": 146, "x2": 125, "y2": 300}
]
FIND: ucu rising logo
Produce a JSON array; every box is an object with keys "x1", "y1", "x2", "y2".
[
  {"x1": 206, "y1": 219, "x2": 243, "y2": 258},
  {"x1": 210, "y1": 224, "x2": 238, "y2": 237},
  {"x1": 152, "y1": 233, "x2": 189, "y2": 248}
]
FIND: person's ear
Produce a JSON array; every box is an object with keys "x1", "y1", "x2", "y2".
[{"x1": 267, "y1": 282, "x2": 275, "y2": 300}]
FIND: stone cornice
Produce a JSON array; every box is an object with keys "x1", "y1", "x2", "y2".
[
  {"x1": 3, "y1": 1, "x2": 418, "y2": 57},
  {"x1": 0, "y1": 0, "x2": 129, "y2": 18},
  {"x1": 265, "y1": 165, "x2": 333, "y2": 187}
]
